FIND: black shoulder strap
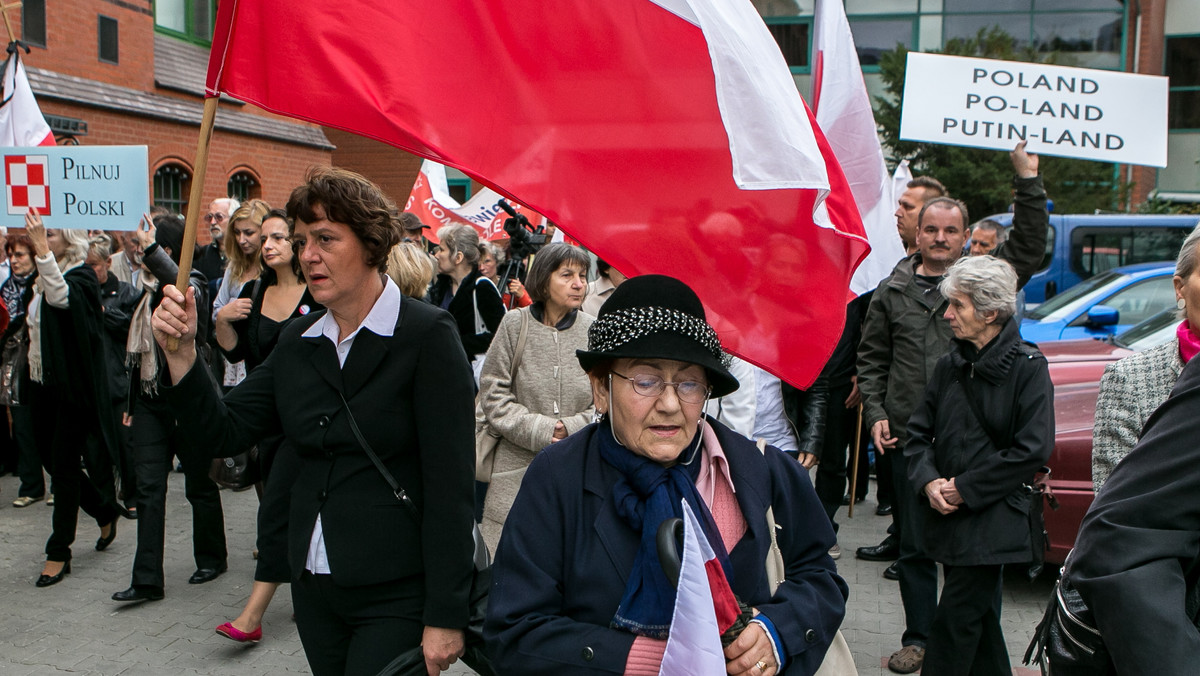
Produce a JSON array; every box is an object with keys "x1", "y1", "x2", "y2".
[{"x1": 338, "y1": 391, "x2": 420, "y2": 523}]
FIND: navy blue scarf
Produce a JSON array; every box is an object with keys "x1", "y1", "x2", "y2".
[{"x1": 598, "y1": 422, "x2": 734, "y2": 639}]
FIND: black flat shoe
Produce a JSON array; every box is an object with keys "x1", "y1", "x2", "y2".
[
  {"x1": 856, "y1": 534, "x2": 901, "y2": 561},
  {"x1": 884, "y1": 562, "x2": 901, "y2": 581},
  {"x1": 876, "y1": 503, "x2": 894, "y2": 516},
  {"x1": 188, "y1": 564, "x2": 228, "y2": 584},
  {"x1": 96, "y1": 520, "x2": 117, "y2": 551},
  {"x1": 112, "y1": 585, "x2": 165, "y2": 602},
  {"x1": 36, "y1": 561, "x2": 70, "y2": 588}
]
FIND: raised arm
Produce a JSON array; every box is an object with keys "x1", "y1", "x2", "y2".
[{"x1": 998, "y1": 142, "x2": 1049, "y2": 290}]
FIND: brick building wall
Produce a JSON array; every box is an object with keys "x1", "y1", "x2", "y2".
[
  {"x1": 1124, "y1": 0, "x2": 1167, "y2": 207},
  {"x1": 26, "y1": 0, "x2": 156, "y2": 92},
  {"x1": 20, "y1": 0, "x2": 342, "y2": 244},
  {"x1": 324, "y1": 128, "x2": 423, "y2": 208}
]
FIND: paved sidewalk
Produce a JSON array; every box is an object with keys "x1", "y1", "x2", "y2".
[{"x1": 0, "y1": 472, "x2": 1050, "y2": 675}]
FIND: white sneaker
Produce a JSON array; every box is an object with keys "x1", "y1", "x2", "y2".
[{"x1": 828, "y1": 544, "x2": 842, "y2": 560}]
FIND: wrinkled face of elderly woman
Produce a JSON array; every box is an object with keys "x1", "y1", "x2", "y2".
[
  {"x1": 944, "y1": 291, "x2": 995, "y2": 346},
  {"x1": 591, "y1": 357, "x2": 710, "y2": 465}
]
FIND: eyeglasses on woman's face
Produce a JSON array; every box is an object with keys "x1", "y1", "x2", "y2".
[{"x1": 609, "y1": 370, "x2": 710, "y2": 404}]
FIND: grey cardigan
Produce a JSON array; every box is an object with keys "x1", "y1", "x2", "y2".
[
  {"x1": 1092, "y1": 337, "x2": 1184, "y2": 492},
  {"x1": 479, "y1": 306, "x2": 595, "y2": 550}
]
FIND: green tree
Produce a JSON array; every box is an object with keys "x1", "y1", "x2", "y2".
[{"x1": 875, "y1": 26, "x2": 1123, "y2": 221}]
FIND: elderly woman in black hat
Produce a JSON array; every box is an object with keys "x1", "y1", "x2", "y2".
[{"x1": 484, "y1": 275, "x2": 847, "y2": 675}]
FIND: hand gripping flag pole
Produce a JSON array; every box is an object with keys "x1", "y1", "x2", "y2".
[{"x1": 164, "y1": 95, "x2": 218, "y2": 353}]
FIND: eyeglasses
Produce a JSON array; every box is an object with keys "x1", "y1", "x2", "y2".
[
  {"x1": 204, "y1": 212, "x2": 227, "y2": 224},
  {"x1": 610, "y1": 370, "x2": 710, "y2": 404}
]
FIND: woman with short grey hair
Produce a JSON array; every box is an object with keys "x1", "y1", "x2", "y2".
[
  {"x1": 429, "y1": 224, "x2": 505, "y2": 366},
  {"x1": 1092, "y1": 222, "x2": 1200, "y2": 491},
  {"x1": 938, "y1": 254, "x2": 1018, "y2": 325},
  {"x1": 905, "y1": 253, "x2": 1054, "y2": 675}
]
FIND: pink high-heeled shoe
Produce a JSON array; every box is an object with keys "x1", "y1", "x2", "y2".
[{"x1": 215, "y1": 622, "x2": 262, "y2": 643}]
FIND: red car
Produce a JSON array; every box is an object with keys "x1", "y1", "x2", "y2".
[{"x1": 1039, "y1": 309, "x2": 1179, "y2": 565}]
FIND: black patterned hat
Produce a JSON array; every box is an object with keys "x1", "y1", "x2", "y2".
[{"x1": 576, "y1": 274, "x2": 738, "y2": 398}]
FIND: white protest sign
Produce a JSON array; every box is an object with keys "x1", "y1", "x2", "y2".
[
  {"x1": 899, "y1": 53, "x2": 1168, "y2": 167},
  {"x1": 0, "y1": 145, "x2": 149, "y2": 229}
]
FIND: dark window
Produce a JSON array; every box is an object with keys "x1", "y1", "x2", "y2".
[
  {"x1": 21, "y1": 0, "x2": 45, "y2": 47},
  {"x1": 155, "y1": 0, "x2": 216, "y2": 45},
  {"x1": 447, "y1": 178, "x2": 471, "y2": 205},
  {"x1": 847, "y1": 18, "x2": 915, "y2": 67},
  {"x1": 1034, "y1": 11, "x2": 1122, "y2": 69},
  {"x1": 191, "y1": 0, "x2": 213, "y2": 42},
  {"x1": 1034, "y1": 0, "x2": 1123, "y2": 9},
  {"x1": 944, "y1": 13, "x2": 1033, "y2": 49},
  {"x1": 98, "y1": 16, "x2": 119, "y2": 64},
  {"x1": 154, "y1": 164, "x2": 190, "y2": 216},
  {"x1": 945, "y1": 0, "x2": 1032, "y2": 11},
  {"x1": 1071, "y1": 227, "x2": 1194, "y2": 278},
  {"x1": 1166, "y1": 37, "x2": 1200, "y2": 130},
  {"x1": 765, "y1": 20, "x2": 810, "y2": 69},
  {"x1": 227, "y1": 172, "x2": 258, "y2": 202}
]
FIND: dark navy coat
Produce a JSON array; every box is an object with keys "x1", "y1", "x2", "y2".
[{"x1": 484, "y1": 418, "x2": 848, "y2": 675}]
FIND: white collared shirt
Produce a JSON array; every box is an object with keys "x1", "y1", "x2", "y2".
[{"x1": 302, "y1": 276, "x2": 401, "y2": 574}]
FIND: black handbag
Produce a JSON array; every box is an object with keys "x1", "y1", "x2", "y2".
[
  {"x1": 208, "y1": 448, "x2": 261, "y2": 491},
  {"x1": 337, "y1": 393, "x2": 495, "y2": 676},
  {"x1": 0, "y1": 330, "x2": 29, "y2": 406},
  {"x1": 1026, "y1": 555, "x2": 1200, "y2": 674},
  {"x1": 1024, "y1": 566, "x2": 1115, "y2": 675}
]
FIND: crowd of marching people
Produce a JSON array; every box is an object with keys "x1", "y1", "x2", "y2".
[{"x1": 1, "y1": 153, "x2": 1198, "y2": 676}]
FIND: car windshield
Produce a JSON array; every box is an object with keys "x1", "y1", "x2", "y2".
[
  {"x1": 1114, "y1": 308, "x2": 1180, "y2": 351},
  {"x1": 1025, "y1": 270, "x2": 1125, "y2": 322}
]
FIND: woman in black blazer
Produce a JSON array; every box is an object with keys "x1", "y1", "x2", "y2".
[{"x1": 151, "y1": 168, "x2": 477, "y2": 676}]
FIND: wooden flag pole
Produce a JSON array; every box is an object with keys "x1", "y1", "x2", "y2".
[
  {"x1": 847, "y1": 402, "x2": 863, "y2": 519},
  {"x1": 0, "y1": 2, "x2": 22, "y2": 44},
  {"x1": 166, "y1": 95, "x2": 219, "y2": 352}
]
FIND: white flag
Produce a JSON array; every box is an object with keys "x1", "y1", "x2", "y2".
[{"x1": 812, "y1": 0, "x2": 904, "y2": 294}]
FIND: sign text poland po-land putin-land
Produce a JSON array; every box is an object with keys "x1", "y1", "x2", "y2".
[
  {"x1": 899, "y1": 53, "x2": 1168, "y2": 167},
  {"x1": 0, "y1": 145, "x2": 149, "y2": 229}
]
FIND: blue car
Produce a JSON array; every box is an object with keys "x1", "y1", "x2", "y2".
[{"x1": 1020, "y1": 262, "x2": 1177, "y2": 343}]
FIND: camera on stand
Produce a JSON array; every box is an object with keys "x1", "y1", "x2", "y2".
[
  {"x1": 495, "y1": 199, "x2": 547, "y2": 309},
  {"x1": 497, "y1": 199, "x2": 548, "y2": 260}
]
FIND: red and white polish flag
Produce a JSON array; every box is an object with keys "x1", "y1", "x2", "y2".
[
  {"x1": 659, "y1": 500, "x2": 742, "y2": 675},
  {"x1": 812, "y1": 0, "x2": 903, "y2": 295},
  {"x1": 205, "y1": 0, "x2": 869, "y2": 387},
  {"x1": 404, "y1": 160, "x2": 546, "y2": 244},
  {"x1": 0, "y1": 50, "x2": 55, "y2": 148}
]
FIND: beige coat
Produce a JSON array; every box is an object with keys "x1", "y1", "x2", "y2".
[{"x1": 479, "y1": 307, "x2": 595, "y2": 549}]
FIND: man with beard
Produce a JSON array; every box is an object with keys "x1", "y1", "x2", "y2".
[{"x1": 856, "y1": 142, "x2": 1047, "y2": 674}]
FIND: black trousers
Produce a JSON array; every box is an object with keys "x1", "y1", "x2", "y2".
[
  {"x1": 293, "y1": 571, "x2": 425, "y2": 676},
  {"x1": 11, "y1": 404, "x2": 46, "y2": 498},
  {"x1": 255, "y1": 438, "x2": 297, "y2": 584},
  {"x1": 31, "y1": 389, "x2": 118, "y2": 562},
  {"x1": 891, "y1": 445, "x2": 938, "y2": 647},
  {"x1": 922, "y1": 564, "x2": 1010, "y2": 676},
  {"x1": 0, "y1": 405, "x2": 16, "y2": 473},
  {"x1": 130, "y1": 407, "x2": 226, "y2": 588},
  {"x1": 814, "y1": 382, "x2": 855, "y2": 534}
]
